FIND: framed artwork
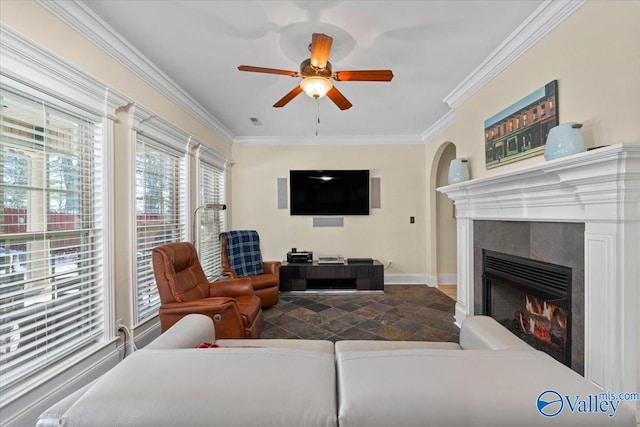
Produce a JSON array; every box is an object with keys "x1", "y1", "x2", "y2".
[{"x1": 484, "y1": 80, "x2": 558, "y2": 169}]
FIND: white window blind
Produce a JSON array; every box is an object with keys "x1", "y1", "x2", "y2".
[
  {"x1": 197, "y1": 160, "x2": 225, "y2": 280},
  {"x1": 134, "y1": 136, "x2": 186, "y2": 324},
  {"x1": 0, "y1": 86, "x2": 105, "y2": 393}
]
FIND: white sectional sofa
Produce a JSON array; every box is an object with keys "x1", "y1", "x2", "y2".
[{"x1": 37, "y1": 315, "x2": 637, "y2": 426}]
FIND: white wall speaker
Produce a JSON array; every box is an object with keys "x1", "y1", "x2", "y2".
[
  {"x1": 371, "y1": 177, "x2": 381, "y2": 209},
  {"x1": 313, "y1": 217, "x2": 344, "y2": 227},
  {"x1": 277, "y1": 178, "x2": 287, "y2": 209}
]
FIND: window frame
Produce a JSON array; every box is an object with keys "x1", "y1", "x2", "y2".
[
  {"x1": 1, "y1": 87, "x2": 105, "y2": 392},
  {"x1": 130, "y1": 106, "x2": 191, "y2": 326},
  {"x1": 0, "y1": 26, "x2": 128, "y2": 408},
  {"x1": 196, "y1": 146, "x2": 228, "y2": 280}
]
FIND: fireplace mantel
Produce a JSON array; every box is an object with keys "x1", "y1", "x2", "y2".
[{"x1": 439, "y1": 143, "x2": 640, "y2": 406}]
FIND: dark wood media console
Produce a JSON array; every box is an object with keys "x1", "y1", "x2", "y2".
[{"x1": 279, "y1": 260, "x2": 384, "y2": 291}]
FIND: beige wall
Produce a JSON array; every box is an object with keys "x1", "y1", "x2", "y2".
[
  {"x1": 429, "y1": 1, "x2": 640, "y2": 180},
  {"x1": 425, "y1": 0, "x2": 640, "y2": 279},
  {"x1": 230, "y1": 143, "x2": 426, "y2": 277}
]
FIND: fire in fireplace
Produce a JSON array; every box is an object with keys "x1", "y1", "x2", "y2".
[
  {"x1": 483, "y1": 250, "x2": 572, "y2": 366},
  {"x1": 518, "y1": 295, "x2": 567, "y2": 350}
]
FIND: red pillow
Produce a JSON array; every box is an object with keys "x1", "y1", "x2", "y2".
[{"x1": 197, "y1": 342, "x2": 220, "y2": 348}]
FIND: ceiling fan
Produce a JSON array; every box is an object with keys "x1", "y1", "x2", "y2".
[{"x1": 238, "y1": 33, "x2": 394, "y2": 110}]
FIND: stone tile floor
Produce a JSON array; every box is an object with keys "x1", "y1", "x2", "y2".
[{"x1": 261, "y1": 285, "x2": 459, "y2": 343}]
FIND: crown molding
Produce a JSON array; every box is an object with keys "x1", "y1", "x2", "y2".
[
  {"x1": 37, "y1": 0, "x2": 235, "y2": 142},
  {"x1": 0, "y1": 25, "x2": 131, "y2": 120},
  {"x1": 420, "y1": 110, "x2": 455, "y2": 143},
  {"x1": 197, "y1": 144, "x2": 229, "y2": 170},
  {"x1": 443, "y1": 0, "x2": 586, "y2": 109},
  {"x1": 132, "y1": 103, "x2": 194, "y2": 153},
  {"x1": 233, "y1": 134, "x2": 424, "y2": 146}
]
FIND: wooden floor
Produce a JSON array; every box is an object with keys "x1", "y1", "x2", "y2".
[{"x1": 436, "y1": 284, "x2": 457, "y2": 301}]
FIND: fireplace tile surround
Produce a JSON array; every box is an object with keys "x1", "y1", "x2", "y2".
[
  {"x1": 475, "y1": 221, "x2": 584, "y2": 373},
  {"x1": 438, "y1": 143, "x2": 639, "y2": 411}
]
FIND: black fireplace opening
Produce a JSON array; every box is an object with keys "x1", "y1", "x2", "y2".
[{"x1": 482, "y1": 250, "x2": 572, "y2": 366}]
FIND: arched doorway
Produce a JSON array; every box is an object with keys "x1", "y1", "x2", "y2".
[{"x1": 434, "y1": 143, "x2": 457, "y2": 299}]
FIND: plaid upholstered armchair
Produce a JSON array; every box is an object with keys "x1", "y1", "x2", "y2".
[{"x1": 220, "y1": 230, "x2": 280, "y2": 307}]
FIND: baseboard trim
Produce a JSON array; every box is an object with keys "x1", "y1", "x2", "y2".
[
  {"x1": 384, "y1": 274, "x2": 435, "y2": 286},
  {"x1": 455, "y1": 303, "x2": 469, "y2": 328}
]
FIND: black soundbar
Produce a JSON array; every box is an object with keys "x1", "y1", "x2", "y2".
[{"x1": 347, "y1": 258, "x2": 373, "y2": 264}]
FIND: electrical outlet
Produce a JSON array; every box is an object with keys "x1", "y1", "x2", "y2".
[
  {"x1": 116, "y1": 318, "x2": 124, "y2": 331},
  {"x1": 410, "y1": 216, "x2": 415, "y2": 224}
]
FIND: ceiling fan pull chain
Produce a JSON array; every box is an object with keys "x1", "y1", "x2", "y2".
[{"x1": 316, "y1": 98, "x2": 320, "y2": 136}]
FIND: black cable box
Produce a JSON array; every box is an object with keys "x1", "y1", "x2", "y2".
[
  {"x1": 287, "y1": 251, "x2": 313, "y2": 263},
  {"x1": 347, "y1": 258, "x2": 373, "y2": 264}
]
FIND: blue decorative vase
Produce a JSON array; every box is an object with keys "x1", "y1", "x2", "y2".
[
  {"x1": 544, "y1": 122, "x2": 585, "y2": 160},
  {"x1": 448, "y1": 158, "x2": 470, "y2": 184}
]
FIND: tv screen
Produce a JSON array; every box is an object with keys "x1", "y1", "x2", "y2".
[{"x1": 290, "y1": 170, "x2": 370, "y2": 216}]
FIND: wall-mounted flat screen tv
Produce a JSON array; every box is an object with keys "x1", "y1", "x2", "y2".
[{"x1": 290, "y1": 170, "x2": 370, "y2": 215}]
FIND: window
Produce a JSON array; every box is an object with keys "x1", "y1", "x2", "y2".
[
  {"x1": 197, "y1": 155, "x2": 226, "y2": 280},
  {"x1": 134, "y1": 135, "x2": 186, "y2": 324},
  {"x1": 0, "y1": 87, "x2": 105, "y2": 393}
]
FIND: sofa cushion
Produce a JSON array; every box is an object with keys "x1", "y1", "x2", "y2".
[
  {"x1": 217, "y1": 339, "x2": 335, "y2": 354},
  {"x1": 52, "y1": 347, "x2": 337, "y2": 427},
  {"x1": 335, "y1": 340, "x2": 461, "y2": 352},
  {"x1": 222, "y1": 230, "x2": 264, "y2": 277},
  {"x1": 336, "y1": 349, "x2": 636, "y2": 427}
]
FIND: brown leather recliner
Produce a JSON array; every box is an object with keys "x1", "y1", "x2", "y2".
[
  {"x1": 220, "y1": 230, "x2": 280, "y2": 307},
  {"x1": 152, "y1": 242, "x2": 263, "y2": 338}
]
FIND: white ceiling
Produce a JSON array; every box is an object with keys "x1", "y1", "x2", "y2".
[{"x1": 81, "y1": 0, "x2": 544, "y2": 141}]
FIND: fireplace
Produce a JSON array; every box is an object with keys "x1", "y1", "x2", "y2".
[
  {"x1": 483, "y1": 250, "x2": 571, "y2": 366},
  {"x1": 438, "y1": 144, "x2": 639, "y2": 411}
]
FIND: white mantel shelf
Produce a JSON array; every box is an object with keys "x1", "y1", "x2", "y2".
[
  {"x1": 439, "y1": 143, "x2": 640, "y2": 409},
  {"x1": 439, "y1": 143, "x2": 640, "y2": 223}
]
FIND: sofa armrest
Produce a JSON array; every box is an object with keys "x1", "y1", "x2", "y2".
[
  {"x1": 221, "y1": 267, "x2": 238, "y2": 279},
  {"x1": 158, "y1": 298, "x2": 244, "y2": 335},
  {"x1": 146, "y1": 314, "x2": 215, "y2": 349},
  {"x1": 459, "y1": 315, "x2": 534, "y2": 350},
  {"x1": 209, "y1": 277, "x2": 254, "y2": 297},
  {"x1": 263, "y1": 261, "x2": 281, "y2": 275},
  {"x1": 159, "y1": 298, "x2": 236, "y2": 313}
]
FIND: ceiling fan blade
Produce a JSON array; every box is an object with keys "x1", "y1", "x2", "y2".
[
  {"x1": 333, "y1": 70, "x2": 394, "y2": 82},
  {"x1": 310, "y1": 33, "x2": 333, "y2": 69},
  {"x1": 273, "y1": 86, "x2": 304, "y2": 108},
  {"x1": 238, "y1": 65, "x2": 298, "y2": 77},
  {"x1": 326, "y1": 86, "x2": 352, "y2": 110}
]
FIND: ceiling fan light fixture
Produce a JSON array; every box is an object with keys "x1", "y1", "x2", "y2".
[{"x1": 300, "y1": 76, "x2": 332, "y2": 99}]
